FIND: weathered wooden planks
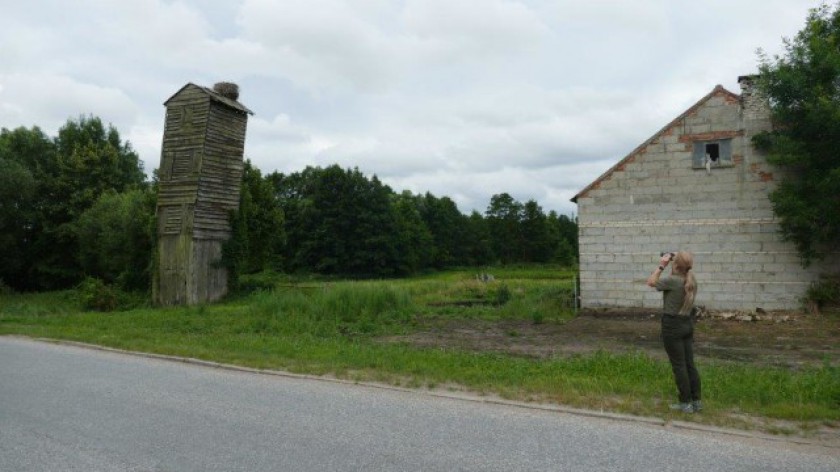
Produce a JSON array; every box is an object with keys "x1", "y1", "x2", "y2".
[{"x1": 153, "y1": 83, "x2": 252, "y2": 306}]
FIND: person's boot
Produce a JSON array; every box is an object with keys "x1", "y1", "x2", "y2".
[
  {"x1": 669, "y1": 402, "x2": 695, "y2": 413},
  {"x1": 691, "y1": 400, "x2": 703, "y2": 412}
]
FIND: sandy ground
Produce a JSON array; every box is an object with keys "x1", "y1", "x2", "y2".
[
  {"x1": 378, "y1": 309, "x2": 840, "y2": 445},
  {"x1": 382, "y1": 310, "x2": 840, "y2": 369}
]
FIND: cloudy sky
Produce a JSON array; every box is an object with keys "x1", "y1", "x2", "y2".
[{"x1": 0, "y1": 0, "x2": 823, "y2": 216}]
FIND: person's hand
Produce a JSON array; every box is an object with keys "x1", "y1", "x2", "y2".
[{"x1": 659, "y1": 253, "x2": 673, "y2": 267}]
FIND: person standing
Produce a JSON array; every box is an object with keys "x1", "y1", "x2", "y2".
[{"x1": 646, "y1": 251, "x2": 702, "y2": 413}]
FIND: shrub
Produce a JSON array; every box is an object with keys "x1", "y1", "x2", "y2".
[
  {"x1": 234, "y1": 270, "x2": 282, "y2": 295},
  {"x1": 806, "y1": 277, "x2": 840, "y2": 311},
  {"x1": 73, "y1": 189, "x2": 155, "y2": 291},
  {"x1": 495, "y1": 284, "x2": 512, "y2": 306},
  {"x1": 0, "y1": 279, "x2": 13, "y2": 295},
  {"x1": 75, "y1": 277, "x2": 142, "y2": 312}
]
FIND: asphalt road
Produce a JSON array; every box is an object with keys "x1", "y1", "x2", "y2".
[{"x1": 1, "y1": 336, "x2": 838, "y2": 472}]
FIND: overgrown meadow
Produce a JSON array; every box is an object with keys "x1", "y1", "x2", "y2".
[{"x1": 1, "y1": 267, "x2": 838, "y2": 435}]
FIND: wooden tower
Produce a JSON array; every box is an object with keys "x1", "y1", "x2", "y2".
[{"x1": 154, "y1": 82, "x2": 253, "y2": 306}]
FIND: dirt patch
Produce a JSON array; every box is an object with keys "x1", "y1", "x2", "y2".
[
  {"x1": 381, "y1": 310, "x2": 840, "y2": 369},
  {"x1": 378, "y1": 310, "x2": 840, "y2": 445}
]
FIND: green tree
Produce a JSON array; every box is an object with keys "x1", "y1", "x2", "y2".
[
  {"x1": 485, "y1": 193, "x2": 523, "y2": 264},
  {"x1": 0, "y1": 126, "x2": 56, "y2": 290},
  {"x1": 51, "y1": 116, "x2": 145, "y2": 222},
  {"x1": 56, "y1": 115, "x2": 145, "y2": 188},
  {"x1": 548, "y1": 211, "x2": 578, "y2": 266},
  {"x1": 754, "y1": 3, "x2": 840, "y2": 263},
  {"x1": 0, "y1": 158, "x2": 36, "y2": 287},
  {"x1": 520, "y1": 200, "x2": 553, "y2": 263},
  {"x1": 416, "y1": 193, "x2": 468, "y2": 269},
  {"x1": 0, "y1": 117, "x2": 146, "y2": 289},
  {"x1": 391, "y1": 191, "x2": 435, "y2": 274},
  {"x1": 37, "y1": 116, "x2": 146, "y2": 288},
  {"x1": 0, "y1": 125, "x2": 56, "y2": 174},
  {"x1": 73, "y1": 189, "x2": 156, "y2": 291},
  {"x1": 461, "y1": 210, "x2": 495, "y2": 266},
  {"x1": 275, "y1": 165, "x2": 399, "y2": 276},
  {"x1": 224, "y1": 160, "x2": 285, "y2": 285}
]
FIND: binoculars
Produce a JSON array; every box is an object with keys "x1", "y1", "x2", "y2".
[{"x1": 660, "y1": 251, "x2": 675, "y2": 260}]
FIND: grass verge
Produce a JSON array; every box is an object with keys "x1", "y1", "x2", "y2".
[{"x1": 1, "y1": 270, "x2": 838, "y2": 437}]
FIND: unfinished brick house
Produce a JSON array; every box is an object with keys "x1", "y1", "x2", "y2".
[{"x1": 572, "y1": 76, "x2": 838, "y2": 312}]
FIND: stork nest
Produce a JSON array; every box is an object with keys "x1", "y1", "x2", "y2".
[{"x1": 213, "y1": 82, "x2": 239, "y2": 101}]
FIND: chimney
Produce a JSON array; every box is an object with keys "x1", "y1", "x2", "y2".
[
  {"x1": 738, "y1": 75, "x2": 772, "y2": 133},
  {"x1": 213, "y1": 82, "x2": 240, "y2": 101},
  {"x1": 738, "y1": 75, "x2": 758, "y2": 103}
]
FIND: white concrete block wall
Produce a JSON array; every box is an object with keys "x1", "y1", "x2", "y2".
[{"x1": 576, "y1": 85, "x2": 839, "y2": 312}]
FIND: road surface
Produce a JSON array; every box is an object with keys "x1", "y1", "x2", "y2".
[{"x1": 1, "y1": 336, "x2": 837, "y2": 471}]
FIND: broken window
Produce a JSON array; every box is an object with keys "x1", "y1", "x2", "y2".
[
  {"x1": 705, "y1": 143, "x2": 720, "y2": 162},
  {"x1": 692, "y1": 139, "x2": 732, "y2": 169}
]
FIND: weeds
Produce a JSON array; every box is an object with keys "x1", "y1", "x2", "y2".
[
  {"x1": 1, "y1": 267, "x2": 838, "y2": 435},
  {"x1": 806, "y1": 277, "x2": 840, "y2": 312}
]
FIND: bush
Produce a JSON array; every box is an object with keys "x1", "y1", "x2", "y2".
[
  {"x1": 247, "y1": 282, "x2": 415, "y2": 338},
  {"x1": 235, "y1": 270, "x2": 283, "y2": 295},
  {"x1": 495, "y1": 284, "x2": 512, "y2": 305},
  {"x1": 73, "y1": 189, "x2": 155, "y2": 291},
  {"x1": 0, "y1": 279, "x2": 13, "y2": 295},
  {"x1": 806, "y1": 277, "x2": 840, "y2": 311},
  {"x1": 76, "y1": 277, "x2": 141, "y2": 312}
]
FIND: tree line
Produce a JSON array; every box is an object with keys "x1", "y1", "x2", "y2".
[
  {"x1": 0, "y1": 117, "x2": 150, "y2": 292},
  {"x1": 229, "y1": 163, "x2": 578, "y2": 281},
  {"x1": 0, "y1": 117, "x2": 578, "y2": 294}
]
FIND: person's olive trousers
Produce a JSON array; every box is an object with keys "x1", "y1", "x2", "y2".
[{"x1": 661, "y1": 314, "x2": 702, "y2": 404}]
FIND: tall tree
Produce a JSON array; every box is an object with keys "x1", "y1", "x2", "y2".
[
  {"x1": 520, "y1": 200, "x2": 553, "y2": 263},
  {"x1": 391, "y1": 191, "x2": 435, "y2": 275},
  {"x1": 548, "y1": 211, "x2": 579, "y2": 266},
  {"x1": 754, "y1": 3, "x2": 840, "y2": 263},
  {"x1": 224, "y1": 161, "x2": 286, "y2": 286},
  {"x1": 485, "y1": 193, "x2": 523, "y2": 264},
  {"x1": 275, "y1": 165, "x2": 399, "y2": 276},
  {"x1": 462, "y1": 210, "x2": 495, "y2": 267},
  {"x1": 39, "y1": 116, "x2": 146, "y2": 288},
  {"x1": 0, "y1": 117, "x2": 146, "y2": 289},
  {"x1": 50, "y1": 116, "x2": 145, "y2": 222},
  {"x1": 0, "y1": 157, "x2": 36, "y2": 287},
  {"x1": 416, "y1": 193, "x2": 467, "y2": 269},
  {"x1": 0, "y1": 126, "x2": 56, "y2": 290},
  {"x1": 73, "y1": 188, "x2": 156, "y2": 291}
]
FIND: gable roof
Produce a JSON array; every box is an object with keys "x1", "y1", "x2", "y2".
[
  {"x1": 571, "y1": 85, "x2": 740, "y2": 203},
  {"x1": 164, "y1": 83, "x2": 254, "y2": 115}
]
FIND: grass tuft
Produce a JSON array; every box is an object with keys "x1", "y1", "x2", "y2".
[{"x1": 2, "y1": 267, "x2": 838, "y2": 435}]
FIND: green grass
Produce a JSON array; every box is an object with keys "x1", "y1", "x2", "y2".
[{"x1": 2, "y1": 268, "x2": 838, "y2": 435}]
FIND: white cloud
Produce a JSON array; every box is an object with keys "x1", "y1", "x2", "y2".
[
  {"x1": 0, "y1": 0, "x2": 826, "y2": 217},
  {"x1": 402, "y1": 0, "x2": 551, "y2": 58},
  {"x1": 0, "y1": 73, "x2": 138, "y2": 134},
  {"x1": 237, "y1": 0, "x2": 401, "y2": 92},
  {"x1": 126, "y1": 123, "x2": 163, "y2": 174}
]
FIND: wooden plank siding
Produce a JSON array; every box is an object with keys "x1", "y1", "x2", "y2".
[{"x1": 153, "y1": 83, "x2": 251, "y2": 306}]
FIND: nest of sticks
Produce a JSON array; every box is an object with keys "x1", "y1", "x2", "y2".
[{"x1": 213, "y1": 82, "x2": 239, "y2": 101}]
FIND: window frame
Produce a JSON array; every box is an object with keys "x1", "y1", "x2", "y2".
[{"x1": 692, "y1": 138, "x2": 733, "y2": 169}]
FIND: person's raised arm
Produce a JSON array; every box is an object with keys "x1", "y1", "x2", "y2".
[{"x1": 646, "y1": 253, "x2": 673, "y2": 287}]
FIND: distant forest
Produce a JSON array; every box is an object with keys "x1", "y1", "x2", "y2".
[{"x1": 0, "y1": 116, "x2": 578, "y2": 293}]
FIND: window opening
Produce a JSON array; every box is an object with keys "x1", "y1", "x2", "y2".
[
  {"x1": 705, "y1": 143, "x2": 720, "y2": 162},
  {"x1": 693, "y1": 138, "x2": 732, "y2": 170}
]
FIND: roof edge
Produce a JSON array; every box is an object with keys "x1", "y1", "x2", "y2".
[
  {"x1": 571, "y1": 84, "x2": 739, "y2": 203},
  {"x1": 163, "y1": 82, "x2": 254, "y2": 115}
]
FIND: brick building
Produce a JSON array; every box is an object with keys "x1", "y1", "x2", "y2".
[{"x1": 572, "y1": 76, "x2": 838, "y2": 312}]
